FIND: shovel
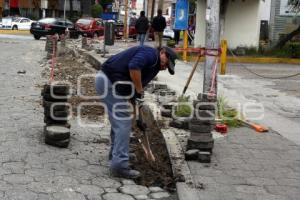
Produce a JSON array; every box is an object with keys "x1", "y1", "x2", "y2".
[{"x1": 135, "y1": 105, "x2": 156, "y2": 162}]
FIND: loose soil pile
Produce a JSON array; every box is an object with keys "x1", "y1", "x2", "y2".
[
  {"x1": 42, "y1": 55, "x2": 104, "y2": 120},
  {"x1": 131, "y1": 125, "x2": 176, "y2": 190}
]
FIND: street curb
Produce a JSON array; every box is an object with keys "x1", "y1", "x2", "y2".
[
  {"x1": 187, "y1": 55, "x2": 300, "y2": 65},
  {"x1": 161, "y1": 128, "x2": 200, "y2": 200},
  {"x1": 0, "y1": 30, "x2": 30, "y2": 35}
]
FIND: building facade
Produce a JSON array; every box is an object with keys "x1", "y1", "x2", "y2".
[
  {"x1": 0, "y1": 0, "x2": 83, "y2": 19},
  {"x1": 269, "y1": 0, "x2": 300, "y2": 45}
]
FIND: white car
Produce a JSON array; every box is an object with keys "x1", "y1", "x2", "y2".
[
  {"x1": 1, "y1": 17, "x2": 35, "y2": 30},
  {"x1": 163, "y1": 27, "x2": 175, "y2": 39}
]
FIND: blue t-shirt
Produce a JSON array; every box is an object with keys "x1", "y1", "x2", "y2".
[{"x1": 102, "y1": 46, "x2": 160, "y2": 96}]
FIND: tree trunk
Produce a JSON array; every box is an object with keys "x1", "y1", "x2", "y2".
[
  {"x1": 274, "y1": 25, "x2": 300, "y2": 49},
  {"x1": 69, "y1": 0, "x2": 74, "y2": 19}
]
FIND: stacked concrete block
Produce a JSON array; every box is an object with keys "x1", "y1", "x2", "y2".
[
  {"x1": 45, "y1": 35, "x2": 58, "y2": 59},
  {"x1": 42, "y1": 84, "x2": 71, "y2": 148},
  {"x1": 186, "y1": 93, "x2": 217, "y2": 163}
]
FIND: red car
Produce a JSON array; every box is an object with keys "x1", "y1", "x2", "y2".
[
  {"x1": 114, "y1": 21, "x2": 137, "y2": 39},
  {"x1": 75, "y1": 18, "x2": 104, "y2": 38}
]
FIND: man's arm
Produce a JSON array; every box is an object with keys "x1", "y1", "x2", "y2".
[{"x1": 129, "y1": 69, "x2": 143, "y2": 94}]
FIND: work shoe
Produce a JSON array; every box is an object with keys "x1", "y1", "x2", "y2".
[
  {"x1": 110, "y1": 168, "x2": 141, "y2": 179},
  {"x1": 108, "y1": 153, "x2": 137, "y2": 161}
]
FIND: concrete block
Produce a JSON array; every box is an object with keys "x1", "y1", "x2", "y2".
[
  {"x1": 169, "y1": 119, "x2": 190, "y2": 130},
  {"x1": 44, "y1": 126, "x2": 70, "y2": 141},
  {"x1": 187, "y1": 135, "x2": 214, "y2": 151},
  {"x1": 193, "y1": 100, "x2": 217, "y2": 110},
  {"x1": 197, "y1": 93, "x2": 217, "y2": 102},
  {"x1": 185, "y1": 149, "x2": 199, "y2": 161},
  {"x1": 198, "y1": 151, "x2": 211, "y2": 163},
  {"x1": 189, "y1": 124, "x2": 214, "y2": 133},
  {"x1": 190, "y1": 117, "x2": 215, "y2": 126},
  {"x1": 161, "y1": 110, "x2": 172, "y2": 118}
]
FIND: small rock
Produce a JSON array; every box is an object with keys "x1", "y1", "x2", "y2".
[
  {"x1": 17, "y1": 70, "x2": 26, "y2": 74},
  {"x1": 149, "y1": 192, "x2": 170, "y2": 199},
  {"x1": 149, "y1": 187, "x2": 164, "y2": 193}
]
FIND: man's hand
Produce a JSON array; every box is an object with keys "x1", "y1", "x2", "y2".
[{"x1": 134, "y1": 91, "x2": 144, "y2": 107}]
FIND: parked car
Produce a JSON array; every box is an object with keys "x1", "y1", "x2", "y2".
[
  {"x1": 163, "y1": 27, "x2": 175, "y2": 39},
  {"x1": 1, "y1": 17, "x2": 34, "y2": 30},
  {"x1": 30, "y1": 18, "x2": 76, "y2": 40},
  {"x1": 75, "y1": 18, "x2": 105, "y2": 38},
  {"x1": 114, "y1": 20, "x2": 137, "y2": 39}
]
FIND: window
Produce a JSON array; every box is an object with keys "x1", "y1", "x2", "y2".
[{"x1": 21, "y1": 19, "x2": 30, "y2": 23}]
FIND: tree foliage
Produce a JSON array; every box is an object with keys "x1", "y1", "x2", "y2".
[
  {"x1": 288, "y1": 0, "x2": 300, "y2": 12},
  {"x1": 91, "y1": 3, "x2": 103, "y2": 18}
]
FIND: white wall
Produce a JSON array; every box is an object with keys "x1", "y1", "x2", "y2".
[
  {"x1": 259, "y1": 0, "x2": 271, "y2": 21},
  {"x1": 195, "y1": 0, "x2": 261, "y2": 49},
  {"x1": 223, "y1": 0, "x2": 260, "y2": 48}
]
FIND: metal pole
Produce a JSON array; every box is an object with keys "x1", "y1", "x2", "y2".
[
  {"x1": 64, "y1": 0, "x2": 67, "y2": 20},
  {"x1": 203, "y1": 0, "x2": 220, "y2": 96},
  {"x1": 124, "y1": 0, "x2": 128, "y2": 40}
]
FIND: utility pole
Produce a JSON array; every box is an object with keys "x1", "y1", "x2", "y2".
[
  {"x1": 124, "y1": 0, "x2": 129, "y2": 40},
  {"x1": 186, "y1": 0, "x2": 220, "y2": 162},
  {"x1": 203, "y1": 0, "x2": 220, "y2": 96},
  {"x1": 63, "y1": 0, "x2": 67, "y2": 20},
  {"x1": 150, "y1": 0, "x2": 155, "y2": 20}
]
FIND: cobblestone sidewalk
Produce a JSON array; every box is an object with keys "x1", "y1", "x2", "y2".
[{"x1": 0, "y1": 38, "x2": 176, "y2": 200}]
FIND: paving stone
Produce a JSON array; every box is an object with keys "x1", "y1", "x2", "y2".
[
  {"x1": 45, "y1": 137, "x2": 70, "y2": 148},
  {"x1": 121, "y1": 179, "x2": 136, "y2": 185},
  {"x1": 53, "y1": 191, "x2": 86, "y2": 200},
  {"x1": 75, "y1": 184, "x2": 104, "y2": 196},
  {"x1": 245, "y1": 177, "x2": 277, "y2": 186},
  {"x1": 92, "y1": 177, "x2": 122, "y2": 188},
  {"x1": 198, "y1": 151, "x2": 211, "y2": 163},
  {"x1": 3, "y1": 174, "x2": 34, "y2": 184},
  {"x1": 118, "y1": 185, "x2": 150, "y2": 196},
  {"x1": 45, "y1": 125, "x2": 71, "y2": 141},
  {"x1": 64, "y1": 159, "x2": 88, "y2": 169},
  {"x1": 104, "y1": 188, "x2": 118, "y2": 193},
  {"x1": 169, "y1": 119, "x2": 189, "y2": 130},
  {"x1": 4, "y1": 189, "x2": 38, "y2": 200},
  {"x1": 187, "y1": 135, "x2": 214, "y2": 151},
  {"x1": 149, "y1": 187, "x2": 164, "y2": 193},
  {"x1": 103, "y1": 193, "x2": 135, "y2": 200},
  {"x1": 27, "y1": 181, "x2": 58, "y2": 193},
  {"x1": 189, "y1": 124, "x2": 214, "y2": 133},
  {"x1": 149, "y1": 192, "x2": 170, "y2": 199},
  {"x1": 235, "y1": 185, "x2": 266, "y2": 194},
  {"x1": 135, "y1": 194, "x2": 149, "y2": 200},
  {"x1": 161, "y1": 110, "x2": 172, "y2": 118},
  {"x1": 0, "y1": 167, "x2": 12, "y2": 176},
  {"x1": 185, "y1": 149, "x2": 199, "y2": 161},
  {"x1": 193, "y1": 100, "x2": 217, "y2": 110}
]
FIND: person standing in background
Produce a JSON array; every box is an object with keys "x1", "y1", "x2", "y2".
[
  {"x1": 135, "y1": 11, "x2": 149, "y2": 46},
  {"x1": 151, "y1": 9, "x2": 166, "y2": 48}
]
